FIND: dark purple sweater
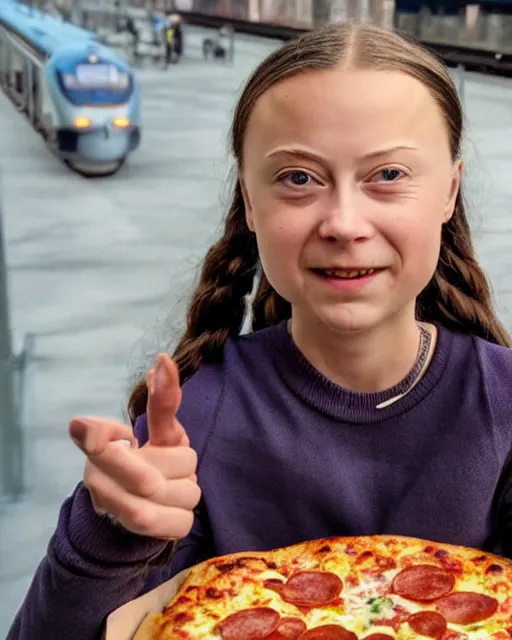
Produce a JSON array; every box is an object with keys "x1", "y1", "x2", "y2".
[{"x1": 7, "y1": 322, "x2": 512, "y2": 639}]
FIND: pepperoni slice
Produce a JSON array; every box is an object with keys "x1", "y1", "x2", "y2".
[
  {"x1": 408, "y1": 611, "x2": 447, "y2": 639},
  {"x1": 363, "y1": 635, "x2": 395, "y2": 640},
  {"x1": 280, "y1": 571, "x2": 343, "y2": 607},
  {"x1": 391, "y1": 564, "x2": 455, "y2": 602},
  {"x1": 266, "y1": 616, "x2": 307, "y2": 639},
  {"x1": 217, "y1": 607, "x2": 280, "y2": 640},
  {"x1": 435, "y1": 592, "x2": 499, "y2": 625},
  {"x1": 278, "y1": 617, "x2": 308, "y2": 638},
  {"x1": 299, "y1": 625, "x2": 358, "y2": 640}
]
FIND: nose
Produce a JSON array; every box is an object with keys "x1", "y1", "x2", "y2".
[{"x1": 318, "y1": 187, "x2": 374, "y2": 243}]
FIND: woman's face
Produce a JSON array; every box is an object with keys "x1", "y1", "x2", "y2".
[{"x1": 240, "y1": 67, "x2": 462, "y2": 336}]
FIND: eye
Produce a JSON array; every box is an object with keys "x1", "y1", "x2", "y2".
[
  {"x1": 370, "y1": 168, "x2": 405, "y2": 183},
  {"x1": 278, "y1": 170, "x2": 315, "y2": 187}
]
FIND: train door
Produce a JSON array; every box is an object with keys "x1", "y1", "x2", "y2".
[
  {"x1": 27, "y1": 62, "x2": 35, "y2": 125},
  {"x1": 30, "y1": 64, "x2": 46, "y2": 134},
  {"x1": 32, "y1": 64, "x2": 39, "y2": 127},
  {"x1": 38, "y1": 66, "x2": 59, "y2": 138},
  {"x1": 10, "y1": 48, "x2": 27, "y2": 111},
  {"x1": 0, "y1": 28, "x2": 12, "y2": 91},
  {"x1": 3, "y1": 45, "x2": 12, "y2": 93}
]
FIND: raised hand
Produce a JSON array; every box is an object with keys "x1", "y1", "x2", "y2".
[{"x1": 69, "y1": 355, "x2": 200, "y2": 540}]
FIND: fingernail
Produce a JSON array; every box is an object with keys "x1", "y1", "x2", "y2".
[
  {"x1": 154, "y1": 356, "x2": 167, "y2": 394},
  {"x1": 71, "y1": 417, "x2": 96, "y2": 453},
  {"x1": 115, "y1": 439, "x2": 132, "y2": 449}
]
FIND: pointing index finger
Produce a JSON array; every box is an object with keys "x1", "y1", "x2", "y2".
[{"x1": 147, "y1": 354, "x2": 189, "y2": 448}]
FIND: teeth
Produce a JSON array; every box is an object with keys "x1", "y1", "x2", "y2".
[{"x1": 324, "y1": 268, "x2": 375, "y2": 279}]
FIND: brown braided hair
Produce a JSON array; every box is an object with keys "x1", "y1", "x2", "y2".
[
  {"x1": 128, "y1": 21, "x2": 510, "y2": 421},
  {"x1": 129, "y1": 181, "x2": 259, "y2": 420}
]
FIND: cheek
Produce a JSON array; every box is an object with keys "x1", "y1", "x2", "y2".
[
  {"x1": 390, "y1": 195, "x2": 445, "y2": 285},
  {"x1": 250, "y1": 201, "x2": 310, "y2": 297},
  {"x1": 249, "y1": 187, "x2": 309, "y2": 250}
]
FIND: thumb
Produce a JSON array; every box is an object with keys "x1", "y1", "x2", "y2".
[{"x1": 146, "y1": 354, "x2": 190, "y2": 448}]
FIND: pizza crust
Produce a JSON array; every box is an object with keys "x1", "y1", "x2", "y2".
[{"x1": 132, "y1": 613, "x2": 160, "y2": 640}]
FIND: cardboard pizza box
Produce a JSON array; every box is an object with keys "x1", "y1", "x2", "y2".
[{"x1": 104, "y1": 567, "x2": 190, "y2": 640}]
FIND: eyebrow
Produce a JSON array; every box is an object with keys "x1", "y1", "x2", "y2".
[{"x1": 265, "y1": 145, "x2": 418, "y2": 162}]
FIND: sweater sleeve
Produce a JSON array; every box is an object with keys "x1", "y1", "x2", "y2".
[
  {"x1": 6, "y1": 363, "x2": 225, "y2": 640},
  {"x1": 7, "y1": 483, "x2": 172, "y2": 640}
]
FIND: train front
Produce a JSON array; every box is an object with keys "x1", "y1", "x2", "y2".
[{"x1": 46, "y1": 44, "x2": 141, "y2": 176}]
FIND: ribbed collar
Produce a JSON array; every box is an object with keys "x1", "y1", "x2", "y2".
[{"x1": 270, "y1": 321, "x2": 454, "y2": 424}]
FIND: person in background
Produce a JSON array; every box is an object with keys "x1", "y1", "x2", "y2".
[
  {"x1": 165, "y1": 14, "x2": 183, "y2": 65},
  {"x1": 7, "y1": 20, "x2": 512, "y2": 640},
  {"x1": 125, "y1": 15, "x2": 139, "y2": 61}
]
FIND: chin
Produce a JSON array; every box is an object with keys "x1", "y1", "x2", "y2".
[{"x1": 311, "y1": 303, "x2": 387, "y2": 336}]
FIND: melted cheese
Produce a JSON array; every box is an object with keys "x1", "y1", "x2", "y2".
[
  {"x1": 158, "y1": 571, "x2": 510, "y2": 639},
  {"x1": 153, "y1": 538, "x2": 512, "y2": 640}
]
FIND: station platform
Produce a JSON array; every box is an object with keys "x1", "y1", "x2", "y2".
[{"x1": 0, "y1": 25, "x2": 512, "y2": 637}]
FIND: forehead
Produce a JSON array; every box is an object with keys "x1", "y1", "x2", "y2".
[{"x1": 243, "y1": 68, "x2": 451, "y2": 162}]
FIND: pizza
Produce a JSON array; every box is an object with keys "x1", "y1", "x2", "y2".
[{"x1": 133, "y1": 535, "x2": 512, "y2": 640}]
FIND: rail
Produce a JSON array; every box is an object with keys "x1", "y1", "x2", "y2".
[
  {"x1": 0, "y1": 182, "x2": 32, "y2": 501},
  {"x1": 0, "y1": 15, "x2": 50, "y2": 500}
]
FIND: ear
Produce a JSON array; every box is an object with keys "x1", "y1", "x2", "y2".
[
  {"x1": 240, "y1": 177, "x2": 254, "y2": 232},
  {"x1": 444, "y1": 158, "x2": 463, "y2": 223}
]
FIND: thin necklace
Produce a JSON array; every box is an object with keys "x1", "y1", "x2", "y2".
[
  {"x1": 375, "y1": 323, "x2": 432, "y2": 409},
  {"x1": 286, "y1": 320, "x2": 433, "y2": 409}
]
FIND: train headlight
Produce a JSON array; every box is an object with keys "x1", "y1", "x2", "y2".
[
  {"x1": 74, "y1": 117, "x2": 91, "y2": 129},
  {"x1": 113, "y1": 117, "x2": 130, "y2": 129}
]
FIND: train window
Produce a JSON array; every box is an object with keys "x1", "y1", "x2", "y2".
[{"x1": 56, "y1": 62, "x2": 133, "y2": 106}]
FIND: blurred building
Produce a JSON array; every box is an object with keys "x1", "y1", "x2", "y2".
[{"x1": 46, "y1": 0, "x2": 512, "y2": 56}]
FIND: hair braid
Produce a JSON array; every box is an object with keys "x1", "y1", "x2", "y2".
[
  {"x1": 417, "y1": 194, "x2": 511, "y2": 347},
  {"x1": 128, "y1": 181, "x2": 258, "y2": 421},
  {"x1": 251, "y1": 272, "x2": 291, "y2": 332}
]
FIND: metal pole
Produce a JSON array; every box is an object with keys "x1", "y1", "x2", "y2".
[{"x1": 0, "y1": 182, "x2": 23, "y2": 499}]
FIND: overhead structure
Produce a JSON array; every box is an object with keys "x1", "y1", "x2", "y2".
[{"x1": 0, "y1": 0, "x2": 141, "y2": 177}]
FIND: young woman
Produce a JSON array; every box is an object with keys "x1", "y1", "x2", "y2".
[{"x1": 8, "y1": 21, "x2": 512, "y2": 640}]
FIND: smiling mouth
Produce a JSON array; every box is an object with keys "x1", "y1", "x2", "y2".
[{"x1": 312, "y1": 268, "x2": 381, "y2": 280}]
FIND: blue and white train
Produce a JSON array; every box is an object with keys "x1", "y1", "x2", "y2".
[{"x1": 0, "y1": 1, "x2": 141, "y2": 176}]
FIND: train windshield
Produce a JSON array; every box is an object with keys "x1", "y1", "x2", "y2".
[{"x1": 58, "y1": 62, "x2": 133, "y2": 106}]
